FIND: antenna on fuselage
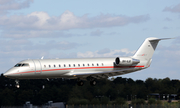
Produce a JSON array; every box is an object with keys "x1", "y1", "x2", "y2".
[{"x1": 41, "y1": 56, "x2": 44, "y2": 59}]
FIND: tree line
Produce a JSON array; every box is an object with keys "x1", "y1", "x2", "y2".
[{"x1": 0, "y1": 74, "x2": 180, "y2": 106}]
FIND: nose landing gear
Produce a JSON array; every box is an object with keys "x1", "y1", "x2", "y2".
[{"x1": 15, "y1": 80, "x2": 20, "y2": 88}]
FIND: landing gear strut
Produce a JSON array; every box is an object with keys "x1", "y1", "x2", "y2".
[
  {"x1": 90, "y1": 80, "x2": 96, "y2": 86},
  {"x1": 77, "y1": 77, "x2": 97, "y2": 86},
  {"x1": 15, "y1": 79, "x2": 20, "y2": 88},
  {"x1": 87, "y1": 76, "x2": 97, "y2": 86}
]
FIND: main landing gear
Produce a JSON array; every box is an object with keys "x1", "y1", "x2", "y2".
[
  {"x1": 89, "y1": 77, "x2": 97, "y2": 86},
  {"x1": 15, "y1": 79, "x2": 20, "y2": 88},
  {"x1": 77, "y1": 80, "x2": 84, "y2": 86},
  {"x1": 90, "y1": 80, "x2": 96, "y2": 86},
  {"x1": 77, "y1": 77, "x2": 97, "y2": 86}
]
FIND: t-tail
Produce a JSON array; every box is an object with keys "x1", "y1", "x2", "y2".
[{"x1": 133, "y1": 37, "x2": 171, "y2": 67}]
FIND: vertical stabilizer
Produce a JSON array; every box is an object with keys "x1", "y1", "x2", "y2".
[{"x1": 133, "y1": 37, "x2": 170, "y2": 61}]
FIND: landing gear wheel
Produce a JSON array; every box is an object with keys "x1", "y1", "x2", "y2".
[
  {"x1": 15, "y1": 84, "x2": 20, "y2": 88},
  {"x1": 90, "y1": 80, "x2": 96, "y2": 86},
  {"x1": 77, "y1": 80, "x2": 84, "y2": 86},
  {"x1": 15, "y1": 79, "x2": 20, "y2": 88}
]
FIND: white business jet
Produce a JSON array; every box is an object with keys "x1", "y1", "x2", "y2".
[{"x1": 4, "y1": 37, "x2": 170, "y2": 87}]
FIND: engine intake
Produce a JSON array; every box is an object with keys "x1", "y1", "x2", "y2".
[{"x1": 115, "y1": 57, "x2": 140, "y2": 66}]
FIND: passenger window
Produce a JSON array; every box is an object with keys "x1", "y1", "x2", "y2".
[
  {"x1": 54, "y1": 65, "x2": 56, "y2": 67},
  {"x1": 83, "y1": 64, "x2": 85, "y2": 66},
  {"x1": 44, "y1": 65, "x2": 46, "y2": 68},
  {"x1": 97, "y1": 63, "x2": 99, "y2": 66},
  {"x1": 49, "y1": 65, "x2": 51, "y2": 68},
  {"x1": 102, "y1": 63, "x2": 104, "y2": 66},
  {"x1": 92, "y1": 64, "x2": 94, "y2": 66},
  {"x1": 78, "y1": 64, "x2": 80, "y2": 67},
  {"x1": 59, "y1": 64, "x2": 61, "y2": 67},
  {"x1": 74, "y1": 64, "x2": 75, "y2": 67},
  {"x1": 87, "y1": 64, "x2": 89, "y2": 66},
  {"x1": 64, "y1": 64, "x2": 66, "y2": 67},
  {"x1": 69, "y1": 64, "x2": 71, "y2": 67}
]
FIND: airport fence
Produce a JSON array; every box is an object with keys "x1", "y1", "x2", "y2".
[
  {"x1": 66, "y1": 104, "x2": 180, "y2": 108},
  {"x1": 2, "y1": 104, "x2": 180, "y2": 108}
]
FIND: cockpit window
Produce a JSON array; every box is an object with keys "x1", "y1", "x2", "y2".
[
  {"x1": 22, "y1": 63, "x2": 29, "y2": 67},
  {"x1": 14, "y1": 63, "x2": 29, "y2": 67},
  {"x1": 14, "y1": 64, "x2": 22, "y2": 67}
]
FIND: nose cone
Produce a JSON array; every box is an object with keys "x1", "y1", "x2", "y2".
[
  {"x1": 4, "y1": 70, "x2": 13, "y2": 78},
  {"x1": 4, "y1": 68, "x2": 19, "y2": 78},
  {"x1": 3, "y1": 72, "x2": 9, "y2": 76}
]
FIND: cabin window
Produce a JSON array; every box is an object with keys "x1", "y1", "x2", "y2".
[
  {"x1": 97, "y1": 63, "x2": 99, "y2": 66},
  {"x1": 83, "y1": 64, "x2": 85, "y2": 66},
  {"x1": 64, "y1": 64, "x2": 66, "y2": 67},
  {"x1": 69, "y1": 64, "x2": 71, "y2": 67},
  {"x1": 78, "y1": 64, "x2": 80, "y2": 67},
  {"x1": 87, "y1": 64, "x2": 89, "y2": 66},
  {"x1": 59, "y1": 64, "x2": 61, "y2": 67},
  {"x1": 54, "y1": 65, "x2": 56, "y2": 67},
  {"x1": 74, "y1": 64, "x2": 75, "y2": 67},
  {"x1": 102, "y1": 63, "x2": 104, "y2": 66},
  {"x1": 49, "y1": 65, "x2": 51, "y2": 68},
  {"x1": 44, "y1": 65, "x2": 46, "y2": 68},
  {"x1": 92, "y1": 63, "x2": 94, "y2": 66}
]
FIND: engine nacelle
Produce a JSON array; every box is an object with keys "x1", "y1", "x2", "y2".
[{"x1": 115, "y1": 57, "x2": 140, "y2": 66}]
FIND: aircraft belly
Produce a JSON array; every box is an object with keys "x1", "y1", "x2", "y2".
[
  {"x1": 74, "y1": 68, "x2": 113, "y2": 73},
  {"x1": 41, "y1": 70, "x2": 69, "y2": 77}
]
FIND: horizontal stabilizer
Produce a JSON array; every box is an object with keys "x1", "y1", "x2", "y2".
[{"x1": 149, "y1": 38, "x2": 173, "y2": 41}]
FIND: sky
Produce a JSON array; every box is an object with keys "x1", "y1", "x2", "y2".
[{"x1": 0, "y1": 0, "x2": 180, "y2": 81}]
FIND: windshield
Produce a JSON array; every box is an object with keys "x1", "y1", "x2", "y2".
[
  {"x1": 14, "y1": 63, "x2": 29, "y2": 67},
  {"x1": 14, "y1": 64, "x2": 21, "y2": 67},
  {"x1": 22, "y1": 63, "x2": 29, "y2": 67}
]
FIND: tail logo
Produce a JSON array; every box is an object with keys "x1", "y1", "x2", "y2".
[{"x1": 136, "y1": 54, "x2": 147, "y2": 56}]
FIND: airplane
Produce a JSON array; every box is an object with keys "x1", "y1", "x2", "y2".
[{"x1": 3, "y1": 37, "x2": 170, "y2": 88}]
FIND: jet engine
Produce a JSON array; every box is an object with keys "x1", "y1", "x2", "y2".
[{"x1": 115, "y1": 57, "x2": 140, "y2": 66}]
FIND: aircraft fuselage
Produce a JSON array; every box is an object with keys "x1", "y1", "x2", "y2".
[{"x1": 4, "y1": 57, "x2": 146, "y2": 80}]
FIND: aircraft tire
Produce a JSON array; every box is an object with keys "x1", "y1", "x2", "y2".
[
  {"x1": 15, "y1": 84, "x2": 20, "y2": 88},
  {"x1": 15, "y1": 79, "x2": 20, "y2": 88},
  {"x1": 90, "y1": 80, "x2": 96, "y2": 86}
]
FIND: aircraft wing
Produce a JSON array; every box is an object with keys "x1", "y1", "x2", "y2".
[{"x1": 65, "y1": 67, "x2": 142, "y2": 79}]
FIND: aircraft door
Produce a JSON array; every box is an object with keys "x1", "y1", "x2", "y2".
[{"x1": 32, "y1": 60, "x2": 42, "y2": 74}]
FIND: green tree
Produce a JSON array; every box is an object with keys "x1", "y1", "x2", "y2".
[
  {"x1": 113, "y1": 97, "x2": 126, "y2": 105},
  {"x1": 101, "y1": 96, "x2": 109, "y2": 104},
  {"x1": 131, "y1": 99, "x2": 145, "y2": 105},
  {"x1": 1, "y1": 88, "x2": 15, "y2": 105},
  {"x1": 148, "y1": 98, "x2": 156, "y2": 104}
]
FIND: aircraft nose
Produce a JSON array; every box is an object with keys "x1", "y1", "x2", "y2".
[
  {"x1": 4, "y1": 71, "x2": 11, "y2": 77},
  {"x1": 3, "y1": 68, "x2": 17, "y2": 78}
]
